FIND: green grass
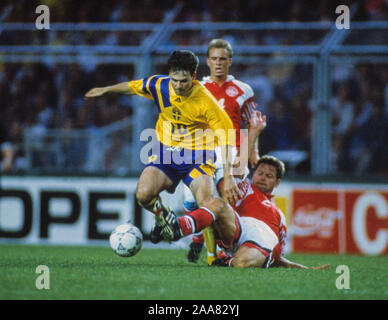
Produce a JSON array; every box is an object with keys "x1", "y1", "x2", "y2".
[{"x1": 1, "y1": 243, "x2": 387, "y2": 300}]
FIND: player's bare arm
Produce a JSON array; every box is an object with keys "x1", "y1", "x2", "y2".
[
  {"x1": 84, "y1": 81, "x2": 134, "y2": 98},
  {"x1": 220, "y1": 144, "x2": 242, "y2": 204},
  {"x1": 237, "y1": 110, "x2": 267, "y2": 173},
  {"x1": 272, "y1": 256, "x2": 330, "y2": 270},
  {"x1": 245, "y1": 122, "x2": 260, "y2": 167}
]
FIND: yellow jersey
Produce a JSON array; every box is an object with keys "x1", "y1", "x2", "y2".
[{"x1": 128, "y1": 75, "x2": 235, "y2": 150}]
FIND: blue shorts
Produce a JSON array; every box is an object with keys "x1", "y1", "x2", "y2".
[{"x1": 145, "y1": 142, "x2": 216, "y2": 193}]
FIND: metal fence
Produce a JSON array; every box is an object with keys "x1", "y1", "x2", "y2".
[
  {"x1": 1, "y1": 13, "x2": 388, "y2": 175},
  {"x1": 23, "y1": 117, "x2": 135, "y2": 174}
]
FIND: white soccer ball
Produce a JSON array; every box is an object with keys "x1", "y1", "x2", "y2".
[{"x1": 109, "y1": 223, "x2": 143, "y2": 257}]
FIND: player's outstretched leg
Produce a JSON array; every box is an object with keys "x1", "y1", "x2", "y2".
[
  {"x1": 156, "y1": 204, "x2": 218, "y2": 243},
  {"x1": 148, "y1": 197, "x2": 213, "y2": 244},
  {"x1": 154, "y1": 198, "x2": 234, "y2": 250}
]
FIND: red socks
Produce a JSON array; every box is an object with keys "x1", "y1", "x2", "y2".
[
  {"x1": 179, "y1": 207, "x2": 215, "y2": 237},
  {"x1": 192, "y1": 233, "x2": 204, "y2": 244}
]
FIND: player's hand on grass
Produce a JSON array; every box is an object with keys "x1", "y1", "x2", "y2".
[
  {"x1": 85, "y1": 87, "x2": 107, "y2": 98},
  {"x1": 273, "y1": 256, "x2": 330, "y2": 270},
  {"x1": 309, "y1": 264, "x2": 330, "y2": 270},
  {"x1": 296, "y1": 263, "x2": 331, "y2": 270}
]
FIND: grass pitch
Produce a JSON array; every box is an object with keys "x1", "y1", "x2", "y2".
[{"x1": 1, "y1": 243, "x2": 387, "y2": 300}]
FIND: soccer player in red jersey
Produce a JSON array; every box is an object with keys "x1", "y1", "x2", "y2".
[
  {"x1": 203, "y1": 40, "x2": 258, "y2": 159},
  {"x1": 177, "y1": 111, "x2": 329, "y2": 269},
  {"x1": 184, "y1": 39, "x2": 260, "y2": 264}
]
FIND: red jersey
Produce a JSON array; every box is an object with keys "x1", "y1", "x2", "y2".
[
  {"x1": 201, "y1": 75, "x2": 257, "y2": 149},
  {"x1": 232, "y1": 177, "x2": 287, "y2": 255}
]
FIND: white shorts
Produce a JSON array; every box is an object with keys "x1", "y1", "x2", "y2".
[{"x1": 223, "y1": 216, "x2": 279, "y2": 267}]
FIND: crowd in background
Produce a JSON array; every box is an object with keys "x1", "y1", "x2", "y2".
[
  {"x1": 258, "y1": 63, "x2": 388, "y2": 175},
  {"x1": 1, "y1": 0, "x2": 388, "y2": 176},
  {"x1": 3, "y1": 0, "x2": 388, "y2": 23},
  {"x1": 0, "y1": 62, "x2": 134, "y2": 172}
]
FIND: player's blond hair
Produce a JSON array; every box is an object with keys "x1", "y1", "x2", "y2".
[{"x1": 207, "y1": 39, "x2": 233, "y2": 58}]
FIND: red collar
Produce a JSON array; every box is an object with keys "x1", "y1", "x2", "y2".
[{"x1": 251, "y1": 182, "x2": 274, "y2": 200}]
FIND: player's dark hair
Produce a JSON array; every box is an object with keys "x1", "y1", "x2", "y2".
[
  {"x1": 255, "y1": 155, "x2": 286, "y2": 179},
  {"x1": 167, "y1": 50, "x2": 199, "y2": 76}
]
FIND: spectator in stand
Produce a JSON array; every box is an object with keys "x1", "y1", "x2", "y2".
[
  {"x1": 331, "y1": 83, "x2": 355, "y2": 136},
  {"x1": 1, "y1": 140, "x2": 14, "y2": 173},
  {"x1": 0, "y1": 120, "x2": 26, "y2": 173}
]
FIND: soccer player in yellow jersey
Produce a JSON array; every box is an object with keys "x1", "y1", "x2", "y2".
[{"x1": 85, "y1": 51, "x2": 241, "y2": 261}]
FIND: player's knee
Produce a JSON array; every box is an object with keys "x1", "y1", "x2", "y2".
[
  {"x1": 231, "y1": 256, "x2": 255, "y2": 268},
  {"x1": 203, "y1": 198, "x2": 227, "y2": 219},
  {"x1": 135, "y1": 185, "x2": 155, "y2": 207}
]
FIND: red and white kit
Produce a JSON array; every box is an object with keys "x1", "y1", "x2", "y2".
[
  {"x1": 201, "y1": 75, "x2": 257, "y2": 186},
  {"x1": 201, "y1": 75, "x2": 257, "y2": 151},
  {"x1": 220, "y1": 177, "x2": 287, "y2": 267}
]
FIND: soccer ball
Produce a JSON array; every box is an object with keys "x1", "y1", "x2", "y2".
[{"x1": 109, "y1": 223, "x2": 143, "y2": 257}]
